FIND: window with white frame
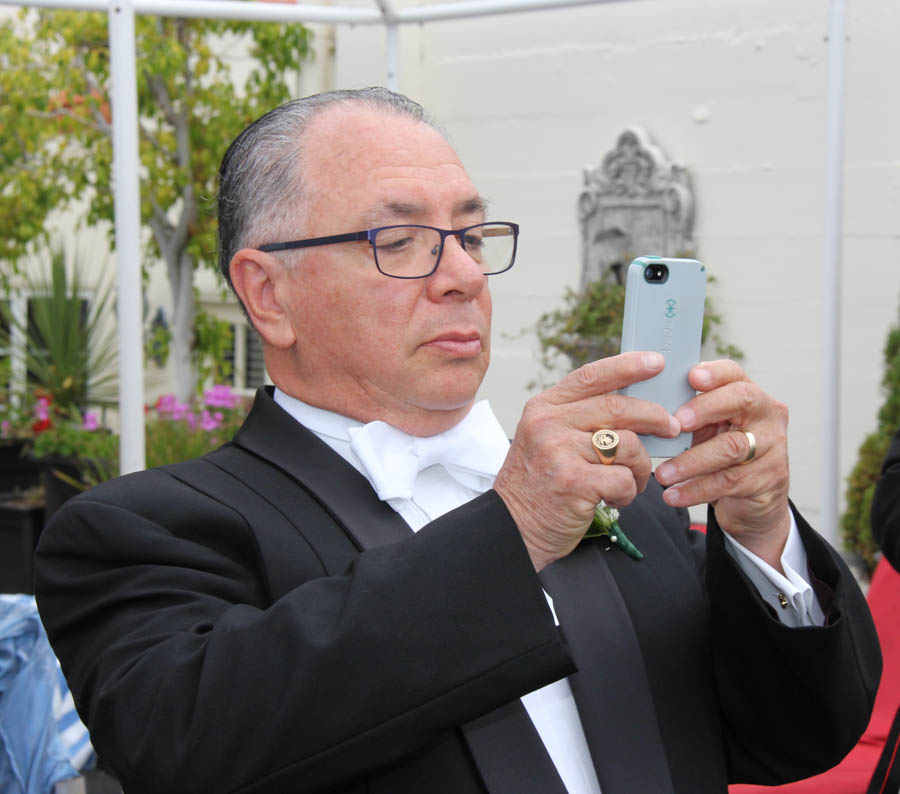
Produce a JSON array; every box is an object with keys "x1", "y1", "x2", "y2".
[{"x1": 225, "y1": 321, "x2": 267, "y2": 393}]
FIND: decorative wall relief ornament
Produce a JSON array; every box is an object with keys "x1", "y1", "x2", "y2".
[{"x1": 578, "y1": 127, "x2": 695, "y2": 288}]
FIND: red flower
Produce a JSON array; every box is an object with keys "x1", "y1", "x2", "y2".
[{"x1": 32, "y1": 417, "x2": 52, "y2": 434}]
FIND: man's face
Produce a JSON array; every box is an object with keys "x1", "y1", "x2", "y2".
[{"x1": 273, "y1": 106, "x2": 494, "y2": 435}]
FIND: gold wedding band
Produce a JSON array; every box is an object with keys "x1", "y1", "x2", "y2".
[
  {"x1": 592, "y1": 429, "x2": 620, "y2": 465},
  {"x1": 740, "y1": 431, "x2": 757, "y2": 464}
]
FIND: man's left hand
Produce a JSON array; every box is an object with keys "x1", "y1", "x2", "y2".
[{"x1": 654, "y1": 360, "x2": 792, "y2": 571}]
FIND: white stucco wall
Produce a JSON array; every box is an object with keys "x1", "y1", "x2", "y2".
[{"x1": 331, "y1": 0, "x2": 900, "y2": 538}]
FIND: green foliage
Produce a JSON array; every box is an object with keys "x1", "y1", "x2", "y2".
[
  {"x1": 841, "y1": 304, "x2": 900, "y2": 570},
  {"x1": 534, "y1": 279, "x2": 626, "y2": 375},
  {"x1": 31, "y1": 406, "x2": 120, "y2": 487},
  {"x1": 0, "y1": 245, "x2": 117, "y2": 411},
  {"x1": 192, "y1": 308, "x2": 234, "y2": 392},
  {"x1": 144, "y1": 389, "x2": 249, "y2": 467},
  {"x1": 28, "y1": 386, "x2": 251, "y2": 492},
  {"x1": 145, "y1": 316, "x2": 171, "y2": 367},
  {"x1": 0, "y1": 9, "x2": 311, "y2": 269},
  {"x1": 531, "y1": 273, "x2": 742, "y2": 386}
]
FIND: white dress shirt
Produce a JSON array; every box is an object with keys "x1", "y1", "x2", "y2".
[{"x1": 273, "y1": 389, "x2": 823, "y2": 794}]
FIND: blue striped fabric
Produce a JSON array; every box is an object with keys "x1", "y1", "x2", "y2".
[{"x1": 0, "y1": 594, "x2": 95, "y2": 794}]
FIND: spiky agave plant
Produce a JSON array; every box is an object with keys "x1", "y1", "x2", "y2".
[{"x1": 1, "y1": 244, "x2": 118, "y2": 412}]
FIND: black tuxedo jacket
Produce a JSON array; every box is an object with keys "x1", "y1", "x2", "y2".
[{"x1": 34, "y1": 388, "x2": 881, "y2": 794}]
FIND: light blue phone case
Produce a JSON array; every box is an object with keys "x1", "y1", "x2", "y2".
[{"x1": 619, "y1": 256, "x2": 707, "y2": 458}]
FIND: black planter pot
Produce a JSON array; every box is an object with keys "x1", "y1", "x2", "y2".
[
  {"x1": 0, "y1": 496, "x2": 44, "y2": 594},
  {"x1": 40, "y1": 457, "x2": 85, "y2": 522},
  {"x1": 0, "y1": 439, "x2": 41, "y2": 493}
]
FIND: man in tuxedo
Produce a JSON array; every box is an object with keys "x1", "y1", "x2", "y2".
[{"x1": 35, "y1": 88, "x2": 880, "y2": 794}]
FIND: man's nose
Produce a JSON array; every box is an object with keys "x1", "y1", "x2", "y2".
[{"x1": 425, "y1": 235, "x2": 486, "y2": 300}]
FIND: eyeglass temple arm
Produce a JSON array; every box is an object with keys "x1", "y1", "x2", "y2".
[{"x1": 257, "y1": 230, "x2": 370, "y2": 253}]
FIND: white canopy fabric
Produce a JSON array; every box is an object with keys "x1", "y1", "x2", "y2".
[{"x1": 7, "y1": 0, "x2": 848, "y2": 542}]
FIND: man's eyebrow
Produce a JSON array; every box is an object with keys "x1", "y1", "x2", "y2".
[{"x1": 456, "y1": 196, "x2": 488, "y2": 216}]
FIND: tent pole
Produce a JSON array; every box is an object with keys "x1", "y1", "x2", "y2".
[
  {"x1": 108, "y1": 0, "x2": 146, "y2": 474},
  {"x1": 822, "y1": 0, "x2": 847, "y2": 544}
]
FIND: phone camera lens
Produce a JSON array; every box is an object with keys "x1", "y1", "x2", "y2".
[{"x1": 644, "y1": 264, "x2": 668, "y2": 283}]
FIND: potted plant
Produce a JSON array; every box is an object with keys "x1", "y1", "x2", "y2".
[
  {"x1": 29, "y1": 404, "x2": 119, "y2": 519},
  {"x1": 0, "y1": 387, "x2": 43, "y2": 495},
  {"x1": 531, "y1": 272, "x2": 742, "y2": 385},
  {"x1": 1, "y1": 244, "x2": 118, "y2": 512}
]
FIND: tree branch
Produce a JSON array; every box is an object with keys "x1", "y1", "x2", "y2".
[
  {"x1": 138, "y1": 122, "x2": 175, "y2": 163},
  {"x1": 168, "y1": 19, "x2": 196, "y2": 257},
  {"x1": 26, "y1": 108, "x2": 109, "y2": 137},
  {"x1": 145, "y1": 72, "x2": 179, "y2": 129},
  {"x1": 72, "y1": 52, "x2": 112, "y2": 137}
]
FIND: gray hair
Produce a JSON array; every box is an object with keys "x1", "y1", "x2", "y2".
[{"x1": 216, "y1": 87, "x2": 447, "y2": 292}]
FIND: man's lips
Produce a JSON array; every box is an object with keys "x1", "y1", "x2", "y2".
[{"x1": 423, "y1": 331, "x2": 483, "y2": 357}]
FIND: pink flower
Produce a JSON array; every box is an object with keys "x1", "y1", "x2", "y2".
[
  {"x1": 155, "y1": 394, "x2": 178, "y2": 415},
  {"x1": 34, "y1": 397, "x2": 51, "y2": 422},
  {"x1": 1, "y1": 420, "x2": 10, "y2": 437},
  {"x1": 200, "y1": 410, "x2": 222, "y2": 432},
  {"x1": 82, "y1": 412, "x2": 99, "y2": 431},
  {"x1": 156, "y1": 395, "x2": 191, "y2": 422},
  {"x1": 204, "y1": 384, "x2": 239, "y2": 409}
]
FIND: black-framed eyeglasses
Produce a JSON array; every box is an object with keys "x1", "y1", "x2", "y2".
[{"x1": 256, "y1": 221, "x2": 519, "y2": 279}]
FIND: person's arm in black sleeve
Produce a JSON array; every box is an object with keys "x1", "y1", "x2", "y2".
[
  {"x1": 705, "y1": 504, "x2": 882, "y2": 785},
  {"x1": 34, "y1": 474, "x2": 572, "y2": 794},
  {"x1": 871, "y1": 426, "x2": 900, "y2": 570}
]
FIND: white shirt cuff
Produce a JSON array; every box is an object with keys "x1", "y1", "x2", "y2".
[{"x1": 722, "y1": 511, "x2": 826, "y2": 627}]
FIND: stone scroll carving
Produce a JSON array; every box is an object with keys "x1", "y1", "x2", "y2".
[{"x1": 578, "y1": 127, "x2": 695, "y2": 288}]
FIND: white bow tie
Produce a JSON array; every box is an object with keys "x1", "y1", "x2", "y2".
[{"x1": 348, "y1": 400, "x2": 510, "y2": 502}]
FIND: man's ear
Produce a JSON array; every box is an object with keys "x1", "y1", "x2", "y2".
[{"x1": 229, "y1": 248, "x2": 297, "y2": 349}]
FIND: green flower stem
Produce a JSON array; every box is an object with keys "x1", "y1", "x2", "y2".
[{"x1": 584, "y1": 503, "x2": 644, "y2": 560}]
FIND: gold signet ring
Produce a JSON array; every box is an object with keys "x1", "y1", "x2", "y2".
[
  {"x1": 740, "y1": 431, "x2": 757, "y2": 464},
  {"x1": 592, "y1": 429, "x2": 620, "y2": 465}
]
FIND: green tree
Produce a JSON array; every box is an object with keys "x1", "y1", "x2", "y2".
[
  {"x1": 0, "y1": 9, "x2": 311, "y2": 399},
  {"x1": 841, "y1": 300, "x2": 900, "y2": 571}
]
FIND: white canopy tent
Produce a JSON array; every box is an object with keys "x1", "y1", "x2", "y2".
[{"x1": 7, "y1": 0, "x2": 849, "y2": 542}]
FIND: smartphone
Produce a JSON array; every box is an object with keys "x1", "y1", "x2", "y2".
[{"x1": 619, "y1": 256, "x2": 707, "y2": 458}]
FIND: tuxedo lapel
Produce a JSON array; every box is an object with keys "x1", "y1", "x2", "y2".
[
  {"x1": 540, "y1": 540, "x2": 675, "y2": 794},
  {"x1": 233, "y1": 388, "x2": 413, "y2": 550},
  {"x1": 233, "y1": 389, "x2": 563, "y2": 794}
]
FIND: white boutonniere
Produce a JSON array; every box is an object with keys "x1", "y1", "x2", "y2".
[{"x1": 583, "y1": 502, "x2": 643, "y2": 560}]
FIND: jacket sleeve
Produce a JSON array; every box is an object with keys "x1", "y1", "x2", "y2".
[
  {"x1": 33, "y1": 472, "x2": 573, "y2": 794},
  {"x1": 705, "y1": 505, "x2": 883, "y2": 785},
  {"x1": 872, "y1": 426, "x2": 900, "y2": 570}
]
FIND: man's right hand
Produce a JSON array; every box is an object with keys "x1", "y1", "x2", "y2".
[{"x1": 493, "y1": 351, "x2": 680, "y2": 571}]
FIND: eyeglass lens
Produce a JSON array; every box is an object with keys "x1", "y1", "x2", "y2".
[{"x1": 372, "y1": 223, "x2": 515, "y2": 278}]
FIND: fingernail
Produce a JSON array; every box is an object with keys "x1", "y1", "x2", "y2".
[
  {"x1": 663, "y1": 486, "x2": 680, "y2": 505},
  {"x1": 643, "y1": 352, "x2": 665, "y2": 371},
  {"x1": 694, "y1": 368, "x2": 711, "y2": 388},
  {"x1": 675, "y1": 406, "x2": 696, "y2": 429},
  {"x1": 669, "y1": 416, "x2": 681, "y2": 436},
  {"x1": 656, "y1": 462, "x2": 674, "y2": 483}
]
